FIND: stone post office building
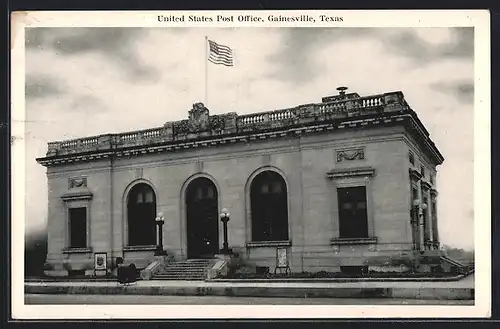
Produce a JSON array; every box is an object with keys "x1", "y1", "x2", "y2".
[{"x1": 37, "y1": 88, "x2": 444, "y2": 277}]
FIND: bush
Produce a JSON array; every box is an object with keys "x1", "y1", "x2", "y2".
[{"x1": 25, "y1": 231, "x2": 48, "y2": 277}]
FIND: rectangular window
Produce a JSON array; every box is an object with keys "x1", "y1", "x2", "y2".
[
  {"x1": 337, "y1": 186, "x2": 369, "y2": 238},
  {"x1": 420, "y1": 165, "x2": 426, "y2": 178},
  {"x1": 409, "y1": 152, "x2": 415, "y2": 165},
  {"x1": 69, "y1": 207, "x2": 87, "y2": 248}
]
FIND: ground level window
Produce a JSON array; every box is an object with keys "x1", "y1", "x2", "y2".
[
  {"x1": 69, "y1": 207, "x2": 87, "y2": 248},
  {"x1": 337, "y1": 186, "x2": 369, "y2": 238}
]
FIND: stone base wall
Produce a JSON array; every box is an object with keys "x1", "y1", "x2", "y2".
[{"x1": 45, "y1": 246, "x2": 444, "y2": 276}]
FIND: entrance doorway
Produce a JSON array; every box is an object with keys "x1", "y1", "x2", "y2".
[{"x1": 186, "y1": 177, "x2": 219, "y2": 259}]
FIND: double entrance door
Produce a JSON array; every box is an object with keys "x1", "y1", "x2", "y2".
[{"x1": 186, "y1": 178, "x2": 219, "y2": 259}]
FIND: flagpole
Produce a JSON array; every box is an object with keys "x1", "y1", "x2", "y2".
[{"x1": 204, "y1": 36, "x2": 208, "y2": 107}]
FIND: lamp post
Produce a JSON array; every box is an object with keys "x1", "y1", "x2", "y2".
[
  {"x1": 155, "y1": 212, "x2": 167, "y2": 256},
  {"x1": 219, "y1": 208, "x2": 232, "y2": 254}
]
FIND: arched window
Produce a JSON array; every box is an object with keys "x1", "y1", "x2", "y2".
[
  {"x1": 127, "y1": 183, "x2": 156, "y2": 246},
  {"x1": 250, "y1": 171, "x2": 288, "y2": 241}
]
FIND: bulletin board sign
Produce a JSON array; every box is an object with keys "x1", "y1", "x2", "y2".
[
  {"x1": 275, "y1": 247, "x2": 290, "y2": 274},
  {"x1": 94, "y1": 252, "x2": 107, "y2": 275}
]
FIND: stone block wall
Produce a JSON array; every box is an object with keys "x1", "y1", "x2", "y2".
[{"x1": 44, "y1": 125, "x2": 429, "y2": 274}]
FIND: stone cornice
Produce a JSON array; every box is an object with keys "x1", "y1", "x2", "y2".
[
  {"x1": 36, "y1": 91, "x2": 444, "y2": 167},
  {"x1": 327, "y1": 166, "x2": 375, "y2": 179},
  {"x1": 403, "y1": 112, "x2": 444, "y2": 166},
  {"x1": 246, "y1": 240, "x2": 292, "y2": 248},
  {"x1": 37, "y1": 116, "x2": 409, "y2": 166},
  {"x1": 123, "y1": 245, "x2": 158, "y2": 252},
  {"x1": 330, "y1": 237, "x2": 378, "y2": 245},
  {"x1": 62, "y1": 247, "x2": 93, "y2": 254},
  {"x1": 61, "y1": 190, "x2": 93, "y2": 202}
]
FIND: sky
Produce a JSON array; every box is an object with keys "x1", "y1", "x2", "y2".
[{"x1": 21, "y1": 27, "x2": 475, "y2": 249}]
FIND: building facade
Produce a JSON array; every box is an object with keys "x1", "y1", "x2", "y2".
[{"x1": 37, "y1": 88, "x2": 444, "y2": 277}]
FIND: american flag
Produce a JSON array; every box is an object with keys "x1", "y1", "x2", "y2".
[{"x1": 207, "y1": 39, "x2": 234, "y2": 67}]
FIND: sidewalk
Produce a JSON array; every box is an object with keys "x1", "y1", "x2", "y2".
[{"x1": 25, "y1": 275, "x2": 474, "y2": 301}]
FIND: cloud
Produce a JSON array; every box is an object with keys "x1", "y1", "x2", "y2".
[
  {"x1": 431, "y1": 80, "x2": 474, "y2": 104},
  {"x1": 440, "y1": 27, "x2": 474, "y2": 59},
  {"x1": 264, "y1": 27, "x2": 473, "y2": 85},
  {"x1": 385, "y1": 27, "x2": 474, "y2": 65},
  {"x1": 26, "y1": 27, "x2": 159, "y2": 81},
  {"x1": 266, "y1": 28, "x2": 378, "y2": 84},
  {"x1": 25, "y1": 74, "x2": 64, "y2": 100},
  {"x1": 69, "y1": 94, "x2": 105, "y2": 111},
  {"x1": 25, "y1": 27, "x2": 51, "y2": 49}
]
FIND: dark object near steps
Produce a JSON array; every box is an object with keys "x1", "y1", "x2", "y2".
[
  {"x1": 154, "y1": 259, "x2": 215, "y2": 280},
  {"x1": 118, "y1": 264, "x2": 138, "y2": 285}
]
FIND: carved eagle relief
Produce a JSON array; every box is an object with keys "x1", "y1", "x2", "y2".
[{"x1": 188, "y1": 103, "x2": 210, "y2": 132}]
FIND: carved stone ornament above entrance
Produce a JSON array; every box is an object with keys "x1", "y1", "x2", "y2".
[
  {"x1": 188, "y1": 103, "x2": 210, "y2": 133},
  {"x1": 68, "y1": 177, "x2": 87, "y2": 189},
  {"x1": 336, "y1": 147, "x2": 365, "y2": 162}
]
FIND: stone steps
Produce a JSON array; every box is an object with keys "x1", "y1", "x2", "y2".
[
  {"x1": 154, "y1": 274, "x2": 206, "y2": 280},
  {"x1": 166, "y1": 262, "x2": 212, "y2": 265},
  {"x1": 159, "y1": 270, "x2": 206, "y2": 275},
  {"x1": 154, "y1": 259, "x2": 215, "y2": 280}
]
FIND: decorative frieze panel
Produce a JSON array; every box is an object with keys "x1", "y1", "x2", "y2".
[
  {"x1": 173, "y1": 119, "x2": 190, "y2": 135},
  {"x1": 210, "y1": 115, "x2": 226, "y2": 131},
  {"x1": 336, "y1": 147, "x2": 365, "y2": 162},
  {"x1": 68, "y1": 177, "x2": 87, "y2": 189}
]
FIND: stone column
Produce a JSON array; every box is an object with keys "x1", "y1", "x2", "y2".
[
  {"x1": 431, "y1": 189, "x2": 439, "y2": 249},
  {"x1": 417, "y1": 178, "x2": 425, "y2": 251},
  {"x1": 418, "y1": 209, "x2": 425, "y2": 251},
  {"x1": 409, "y1": 168, "x2": 422, "y2": 251},
  {"x1": 426, "y1": 188, "x2": 434, "y2": 249},
  {"x1": 420, "y1": 181, "x2": 432, "y2": 250}
]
